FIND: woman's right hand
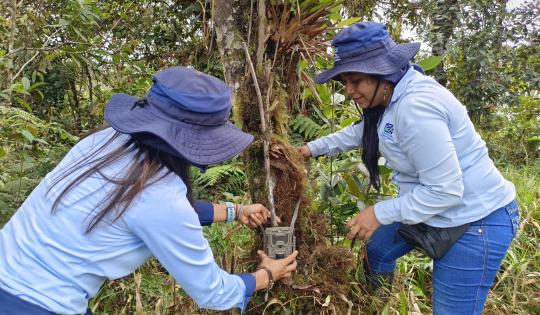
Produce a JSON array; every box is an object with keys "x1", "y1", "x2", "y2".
[
  {"x1": 254, "y1": 250, "x2": 298, "y2": 290},
  {"x1": 299, "y1": 145, "x2": 312, "y2": 159}
]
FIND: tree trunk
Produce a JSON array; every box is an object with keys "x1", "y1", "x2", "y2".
[
  {"x1": 214, "y1": 2, "x2": 355, "y2": 312},
  {"x1": 6, "y1": 0, "x2": 18, "y2": 100}
]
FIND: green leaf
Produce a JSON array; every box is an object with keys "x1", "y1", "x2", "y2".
[
  {"x1": 322, "y1": 295, "x2": 332, "y2": 307},
  {"x1": 527, "y1": 136, "x2": 540, "y2": 141},
  {"x1": 19, "y1": 129, "x2": 34, "y2": 143},
  {"x1": 16, "y1": 97, "x2": 33, "y2": 113},
  {"x1": 0, "y1": 147, "x2": 6, "y2": 159},
  {"x1": 0, "y1": 50, "x2": 6, "y2": 58},
  {"x1": 399, "y1": 290, "x2": 407, "y2": 315},
  {"x1": 298, "y1": 58, "x2": 308, "y2": 71},
  {"x1": 60, "y1": 130, "x2": 70, "y2": 140},
  {"x1": 58, "y1": 19, "x2": 70, "y2": 26},
  {"x1": 417, "y1": 56, "x2": 443, "y2": 71},
  {"x1": 29, "y1": 82, "x2": 46, "y2": 91},
  {"x1": 338, "y1": 203, "x2": 357, "y2": 215},
  {"x1": 72, "y1": 26, "x2": 88, "y2": 41},
  {"x1": 340, "y1": 117, "x2": 357, "y2": 128},
  {"x1": 21, "y1": 77, "x2": 31, "y2": 91},
  {"x1": 343, "y1": 173, "x2": 362, "y2": 199},
  {"x1": 44, "y1": 52, "x2": 65, "y2": 61},
  {"x1": 378, "y1": 165, "x2": 393, "y2": 176},
  {"x1": 336, "y1": 17, "x2": 361, "y2": 28},
  {"x1": 11, "y1": 83, "x2": 27, "y2": 94}
]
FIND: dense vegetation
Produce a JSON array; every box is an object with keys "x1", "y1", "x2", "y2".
[{"x1": 1, "y1": 0, "x2": 538, "y2": 314}]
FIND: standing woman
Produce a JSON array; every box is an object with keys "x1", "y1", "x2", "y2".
[
  {"x1": 300, "y1": 22, "x2": 518, "y2": 314},
  {"x1": 0, "y1": 67, "x2": 297, "y2": 315}
]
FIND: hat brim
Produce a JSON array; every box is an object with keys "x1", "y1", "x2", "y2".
[
  {"x1": 104, "y1": 93, "x2": 254, "y2": 166},
  {"x1": 314, "y1": 42, "x2": 421, "y2": 84}
]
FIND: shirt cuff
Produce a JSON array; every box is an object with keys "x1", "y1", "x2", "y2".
[
  {"x1": 306, "y1": 139, "x2": 327, "y2": 157},
  {"x1": 236, "y1": 273, "x2": 255, "y2": 313},
  {"x1": 374, "y1": 199, "x2": 402, "y2": 225},
  {"x1": 193, "y1": 200, "x2": 214, "y2": 226}
]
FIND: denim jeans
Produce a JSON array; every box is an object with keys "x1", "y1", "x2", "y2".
[
  {"x1": 365, "y1": 201, "x2": 519, "y2": 315},
  {"x1": 0, "y1": 287, "x2": 93, "y2": 315}
]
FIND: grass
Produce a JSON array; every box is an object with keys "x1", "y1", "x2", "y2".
[{"x1": 86, "y1": 162, "x2": 540, "y2": 314}]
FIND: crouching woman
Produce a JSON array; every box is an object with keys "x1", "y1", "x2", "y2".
[{"x1": 0, "y1": 67, "x2": 297, "y2": 314}]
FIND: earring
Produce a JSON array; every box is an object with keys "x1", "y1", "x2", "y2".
[{"x1": 383, "y1": 83, "x2": 388, "y2": 102}]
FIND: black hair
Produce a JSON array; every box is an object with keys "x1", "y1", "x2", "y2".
[
  {"x1": 361, "y1": 105, "x2": 386, "y2": 190},
  {"x1": 349, "y1": 78, "x2": 386, "y2": 190},
  {"x1": 48, "y1": 128, "x2": 193, "y2": 232}
]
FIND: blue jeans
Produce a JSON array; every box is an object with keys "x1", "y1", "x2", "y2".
[
  {"x1": 0, "y1": 287, "x2": 93, "y2": 315},
  {"x1": 366, "y1": 201, "x2": 519, "y2": 315}
]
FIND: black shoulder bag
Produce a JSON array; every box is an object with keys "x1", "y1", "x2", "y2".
[{"x1": 397, "y1": 222, "x2": 470, "y2": 260}]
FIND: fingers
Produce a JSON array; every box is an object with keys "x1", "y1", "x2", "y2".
[
  {"x1": 346, "y1": 217, "x2": 356, "y2": 228},
  {"x1": 286, "y1": 260, "x2": 298, "y2": 273},
  {"x1": 243, "y1": 204, "x2": 285, "y2": 226},
  {"x1": 283, "y1": 250, "x2": 298, "y2": 264},
  {"x1": 249, "y1": 213, "x2": 263, "y2": 226},
  {"x1": 346, "y1": 224, "x2": 360, "y2": 240},
  {"x1": 255, "y1": 204, "x2": 269, "y2": 213},
  {"x1": 257, "y1": 250, "x2": 269, "y2": 261},
  {"x1": 356, "y1": 229, "x2": 367, "y2": 241},
  {"x1": 299, "y1": 145, "x2": 312, "y2": 158}
]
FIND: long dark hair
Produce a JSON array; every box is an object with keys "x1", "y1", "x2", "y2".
[
  {"x1": 361, "y1": 105, "x2": 386, "y2": 190},
  {"x1": 48, "y1": 127, "x2": 194, "y2": 232},
  {"x1": 350, "y1": 77, "x2": 388, "y2": 191}
]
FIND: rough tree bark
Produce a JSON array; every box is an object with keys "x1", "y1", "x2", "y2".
[{"x1": 213, "y1": 1, "x2": 356, "y2": 312}]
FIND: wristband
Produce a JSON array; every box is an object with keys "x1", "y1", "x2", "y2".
[
  {"x1": 225, "y1": 202, "x2": 235, "y2": 223},
  {"x1": 257, "y1": 266, "x2": 274, "y2": 301},
  {"x1": 236, "y1": 204, "x2": 245, "y2": 219}
]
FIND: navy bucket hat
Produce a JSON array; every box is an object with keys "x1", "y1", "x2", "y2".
[
  {"x1": 315, "y1": 22, "x2": 421, "y2": 83},
  {"x1": 104, "y1": 67, "x2": 254, "y2": 166}
]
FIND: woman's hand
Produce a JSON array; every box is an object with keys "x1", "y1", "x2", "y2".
[
  {"x1": 236, "y1": 204, "x2": 281, "y2": 228},
  {"x1": 256, "y1": 250, "x2": 298, "y2": 287},
  {"x1": 346, "y1": 205, "x2": 380, "y2": 241},
  {"x1": 298, "y1": 145, "x2": 312, "y2": 159}
]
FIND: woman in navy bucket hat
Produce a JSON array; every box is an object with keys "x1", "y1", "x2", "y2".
[
  {"x1": 0, "y1": 66, "x2": 297, "y2": 314},
  {"x1": 300, "y1": 22, "x2": 518, "y2": 314}
]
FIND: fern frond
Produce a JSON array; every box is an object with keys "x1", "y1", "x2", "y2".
[
  {"x1": 194, "y1": 161, "x2": 245, "y2": 189},
  {"x1": 291, "y1": 115, "x2": 324, "y2": 140},
  {"x1": 0, "y1": 106, "x2": 77, "y2": 142}
]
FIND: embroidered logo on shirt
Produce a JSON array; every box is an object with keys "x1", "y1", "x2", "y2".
[{"x1": 382, "y1": 123, "x2": 394, "y2": 141}]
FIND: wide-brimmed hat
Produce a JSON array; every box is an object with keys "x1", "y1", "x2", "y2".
[
  {"x1": 315, "y1": 22, "x2": 420, "y2": 83},
  {"x1": 104, "y1": 67, "x2": 254, "y2": 166}
]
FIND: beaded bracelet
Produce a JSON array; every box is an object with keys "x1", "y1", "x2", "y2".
[{"x1": 225, "y1": 202, "x2": 235, "y2": 223}]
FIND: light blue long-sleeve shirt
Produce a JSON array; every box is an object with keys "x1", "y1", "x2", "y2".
[
  {"x1": 0, "y1": 128, "x2": 254, "y2": 314},
  {"x1": 307, "y1": 68, "x2": 515, "y2": 227}
]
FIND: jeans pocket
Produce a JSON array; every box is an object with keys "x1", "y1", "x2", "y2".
[{"x1": 505, "y1": 201, "x2": 519, "y2": 236}]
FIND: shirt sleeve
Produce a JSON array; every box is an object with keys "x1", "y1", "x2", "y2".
[
  {"x1": 193, "y1": 200, "x2": 214, "y2": 226},
  {"x1": 306, "y1": 121, "x2": 364, "y2": 157},
  {"x1": 123, "y1": 184, "x2": 254, "y2": 311},
  {"x1": 374, "y1": 96, "x2": 464, "y2": 225}
]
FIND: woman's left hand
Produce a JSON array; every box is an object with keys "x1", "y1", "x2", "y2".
[
  {"x1": 237, "y1": 204, "x2": 281, "y2": 228},
  {"x1": 346, "y1": 205, "x2": 381, "y2": 241}
]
